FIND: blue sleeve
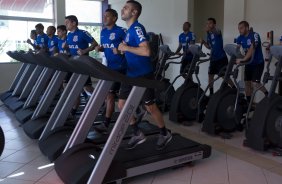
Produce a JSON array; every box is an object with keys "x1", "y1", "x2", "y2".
[
  {"x1": 236, "y1": 36, "x2": 241, "y2": 45},
  {"x1": 82, "y1": 30, "x2": 94, "y2": 44},
  {"x1": 280, "y1": 36, "x2": 282, "y2": 42},
  {"x1": 133, "y1": 26, "x2": 147, "y2": 45},
  {"x1": 178, "y1": 34, "x2": 182, "y2": 43}
]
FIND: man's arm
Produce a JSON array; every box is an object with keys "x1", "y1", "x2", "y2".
[
  {"x1": 78, "y1": 39, "x2": 99, "y2": 55},
  {"x1": 118, "y1": 41, "x2": 150, "y2": 57},
  {"x1": 236, "y1": 44, "x2": 254, "y2": 64},
  {"x1": 175, "y1": 42, "x2": 182, "y2": 55}
]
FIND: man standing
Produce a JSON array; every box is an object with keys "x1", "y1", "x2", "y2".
[
  {"x1": 35, "y1": 23, "x2": 48, "y2": 51},
  {"x1": 118, "y1": 1, "x2": 172, "y2": 150},
  {"x1": 46, "y1": 26, "x2": 58, "y2": 56},
  {"x1": 201, "y1": 18, "x2": 234, "y2": 95},
  {"x1": 236, "y1": 21, "x2": 268, "y2": 105},
  {"x1": 94, "y1": 9, "x2": 127, "y2": 133},
  {"x1": 175, "y1": 22, "x2": 196, "y2": 74},
  {"x1": 64, "y1": 15, "x2": 98, "y2": 115}
]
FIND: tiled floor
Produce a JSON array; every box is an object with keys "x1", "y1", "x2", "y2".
[{"x1": 0, "y1": 105, "x2": 282, "y2": 184}]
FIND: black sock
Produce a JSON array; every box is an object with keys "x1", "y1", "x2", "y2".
[
  {"x1": 264, "y1": 91, "x2": 269, "y2": 97},
  {"x1": 160, "y1": 127, "x2": 167, "y2": 136},
  {"x1": 210, "y1": 88, "x2": 214, "y2": 95},
  {"x1": 246, "y1": 96, "x2": 251, "y2": 103},
  {"x1": 131, "y1": 124, "x2": 140, "y2": 135},
  {"x1": 104, "y1": 117, "x2": 111, "y2": 127}
]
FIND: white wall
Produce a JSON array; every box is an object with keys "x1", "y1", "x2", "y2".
[
  {"x1": 0, "y1": 63, "x2": 21, "y2": 93},
  {"x1": 109, "y1": 0, "x2": 189, "y2": 88}
]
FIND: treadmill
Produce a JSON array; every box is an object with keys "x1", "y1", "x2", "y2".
[
  {"x1": 52, "y1": 55, "x2": 212, "y2": 184},
  {"x1": 30, "y1": 53, "x2": 159, "y2": 162}
]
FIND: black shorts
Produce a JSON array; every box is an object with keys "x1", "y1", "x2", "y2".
[
  {"x1": 109, "y1": 70, "x2": 126, "y2": 94},
  {"x1": 244, "y1": 62, "x2": 265, "y2": 82},
  {"x1": 180, "y1": 56, "x2": 193, "y2": 74},
  {"x1": 119, "y1": 73, "x2": 155, "y2": 106},
  {"x1": 209, "y1": 56, "x2": 228, "y2": 75},
  {"x1": 64, "y1": 72, "x2": 92, "y2": 86}
]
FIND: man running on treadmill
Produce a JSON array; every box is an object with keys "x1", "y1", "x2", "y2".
[
  {"x1": 56, "y1": 25, "x2": 68, "y2": 55},
  {"x1": 27, "y1": 30, "x2": 37, "y2": 50},
  {"x1": 175, "y1": 22, "x2": 196, "y2": 74},
  {"x1": 94, "y1": 9, "x2": 127, "y2": 133},
  {"x1": 236, "y1": 21, "x2": 268, "y2": 105},
  {"x1": 201, "y1": 18, "x2": 234, "y2": 95},
  {"x1": 118, "y1": 0, "x2": 172, "y2": 150},
  {"x1": 46, "y1": 26, "x2": 58, "y2": 56},
  {"x1": 64, "y1": 15, "x2": 98, "y2": 115},
  {"x1": 35, "y1": 23, "x2": 49, "y2": 51}
]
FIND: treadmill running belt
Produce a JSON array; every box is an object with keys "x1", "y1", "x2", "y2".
[{"x1": 55, "y1": 134, "x2": 211, "y2": 184}]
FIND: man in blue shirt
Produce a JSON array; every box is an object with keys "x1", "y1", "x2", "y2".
[
  {"x1": 236, "y1": 21, "x2": 268, "y2": 104},
  {"x1": 201, "y1": 18, "x2": 234, "y2": 95},
  {"x1": 94, "y1": 9, "x2": 127, "y2": 133},
  {"x1": 118, "y1": 0, "x2": 172, "y2": 150},
  {"x1": 27, "y1": 30, "x2": 37, "y2": 50},
  {"x1": 64, "y1": 15, "x2": 98, "y2": 115},
  {"x1": 35, "y1": 23, "x2": 49, "y2": 51},
  {"x1": 46, "y1": 26, "x2": 58, "y2": 56},
  {"x1": 175, "y1": 22, "x2": 196, "y2": 74},
  {"x1": 56, "y1": 25, "x2": 68, "y2": 55}
]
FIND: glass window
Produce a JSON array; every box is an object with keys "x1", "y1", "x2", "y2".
[
  {"x1": 0, "y1": 0, "x2": 54, "y2": 19},
  {"x1": 66, "y1": 0, "x2": 102, "y2": 23},
  {"x1": 0, "y1": 20, "x2": 52, "y2": 62}
]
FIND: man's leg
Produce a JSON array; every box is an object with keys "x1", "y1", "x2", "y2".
[
  {"x1": 208, "y1": 74, "x2": 215, "y2": 95},
  {"x1": 143, "y1": 88, "x2": 172, "y2": 150}
]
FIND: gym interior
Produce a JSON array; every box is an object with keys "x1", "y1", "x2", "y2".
[{"x1": 0, "y1": 0, "x2": 282, "y2": 183}]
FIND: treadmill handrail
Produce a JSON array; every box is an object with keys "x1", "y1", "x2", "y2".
[{"x1": 69, "y1": 55, "x2": 166, "y2": 90}]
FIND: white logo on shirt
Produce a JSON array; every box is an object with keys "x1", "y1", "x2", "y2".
[
  {"x1": 109, "y1": 33, "x2": 116, "y2": 40},
  {"x1": 73, "y1": 35, "x2": 78, "y2": 42},
  {"x1": 135, "y1": 26, "x2": 146, "y2": 42}
]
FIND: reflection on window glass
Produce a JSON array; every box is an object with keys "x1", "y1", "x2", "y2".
[
  {"x1": 66, "y1": 0, "x2": 102, "y2": 23},
  {"x1": 0, "y1": 0, "x2": 54, "y2": 19},
  {"x1": 0, "y1": 20, "x2": 52, "y2": 62}
]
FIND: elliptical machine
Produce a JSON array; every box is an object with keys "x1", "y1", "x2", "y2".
[
  {"x1": 154, "y1": 45, "x2": 181, "y2": 112},
  {"x1": 244, "y1": 45, "x2": 282, "y2": 155},
  {"x1": 169, "y1": 44, "x2": 210, "y2": 124},
  {"x1": 202, "y1": 44, "x2": 248, "y2": 138}
]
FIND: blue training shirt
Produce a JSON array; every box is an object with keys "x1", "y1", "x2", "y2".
[
  {"x1": 36, "y1": 34, "x2": 49, "y2": 49},
  {"x1": 124, "y1": 21, "x2": 153, "y2": 77},
  {"x1": 179, "y1": 31, "x2": 196, "y2": 59},
  {"x1": 101, "y1": 25, "x2": 127, "y2": 71},
  {"x1": 48, "y1": 35, "x2": 58, "y2": 56},
  {"x1": 207, "y1": 29, "x2": 227, "y2": 61},
  {"x1": 236, "y1": 32, "x2": 264, "y2": 65},
  {"x1": 66, "y1": 28, "x2": 94, "y2": 56},
  {"x1": 58, "y1": 37, "x2": 67, "y2": 54}
]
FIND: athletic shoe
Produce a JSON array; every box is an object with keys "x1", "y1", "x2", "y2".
[
  {"x1": 126, "y1": 131, "x2": 146, "y2": 150},
  {"x1": 156, "y1": 130, "x2": 172, "y2": 150},
  {"x1": 94, "y1": 123, "x2": 108, "y2": 134}
]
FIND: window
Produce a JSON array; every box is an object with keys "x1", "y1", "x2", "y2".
[
  {"x1": 66, "y1": 0, "x2": 103, "y2": 59},
  {"x1": 0, "y1": 0, "x2": 54, "y2": 62}
]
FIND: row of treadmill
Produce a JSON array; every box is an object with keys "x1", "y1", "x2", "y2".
[
  {"x1": 1, "y1": 40, "x2": 282, "y2": 183},
  {"x1": 0, "y1": 46, "x2": 212, "y2": 184}
]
